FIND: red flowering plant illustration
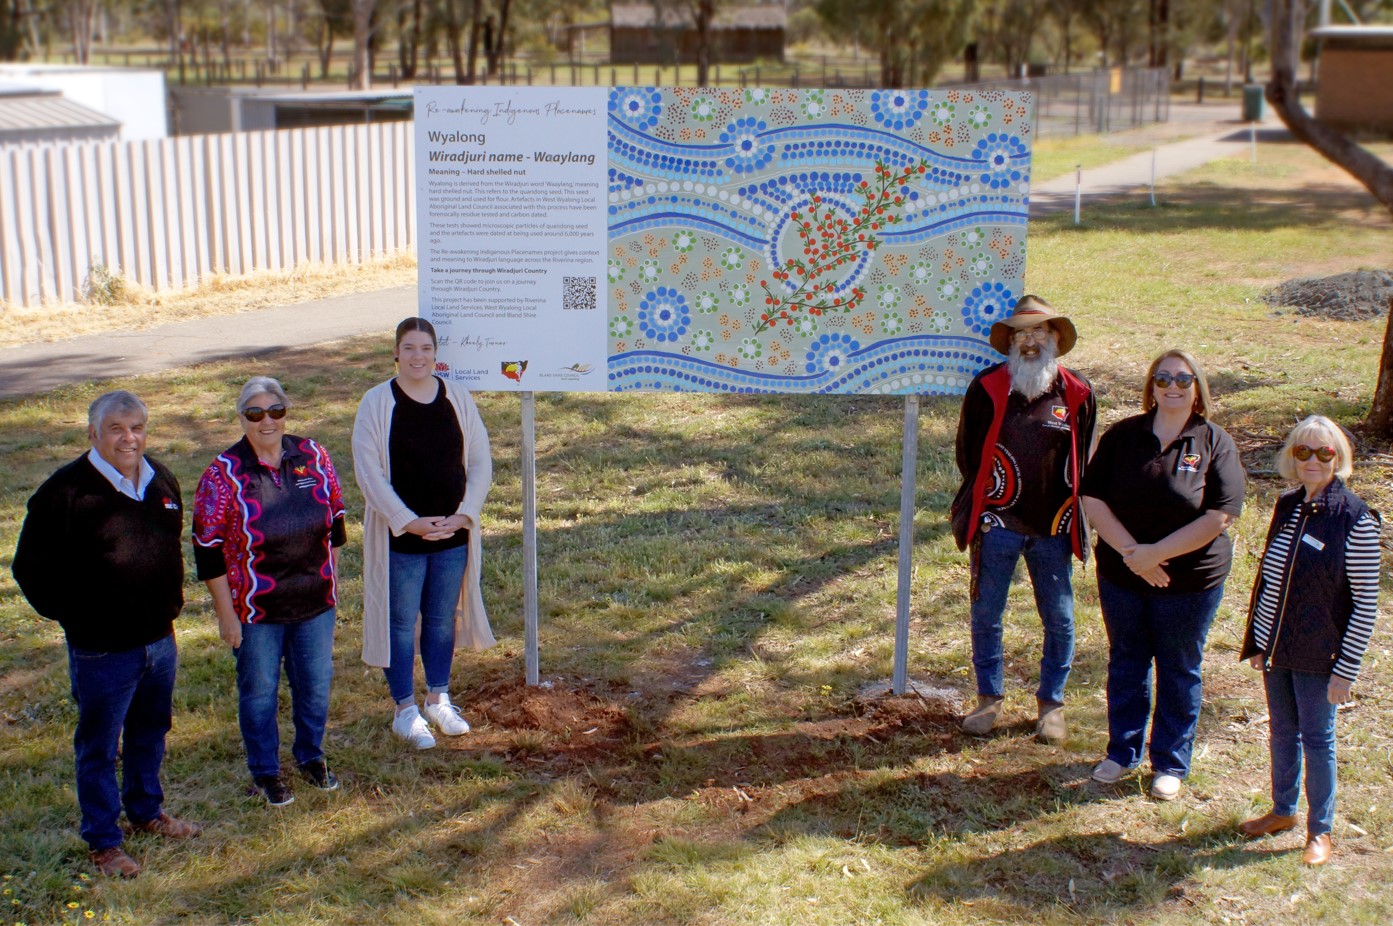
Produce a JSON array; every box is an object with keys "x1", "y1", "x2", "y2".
[{"x1": 754, "y1": 158, "x2": 929, "y2": 336}]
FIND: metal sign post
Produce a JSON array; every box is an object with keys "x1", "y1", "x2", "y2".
[
  {"x1": 521, "y1": 391, "x2": 540, "y2": 686},
  {"x1": 892, "y1": 394, "x2": 920, "y2": 695}
]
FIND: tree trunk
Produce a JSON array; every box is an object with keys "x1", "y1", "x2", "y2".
[
  {"x1": 1265, "y1": 1, "x2": 1393, "y2": 214},
  {"x1": 465, "y1": 0, "x2": 480, "y2": 84},
  {"x1": 693, "y1": 0, "x2": 713, "y2": 86},
  {"x1": 350, "y1": 0, "x2": 374, "y2": 89},
  {"x1": 1366, "y1": 298, "x2": 1393, "y2": 437}
]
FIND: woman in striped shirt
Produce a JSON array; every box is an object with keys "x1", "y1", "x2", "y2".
[{"x1": 1238, "y1": 416, "x2": 1381, "y2": 867}]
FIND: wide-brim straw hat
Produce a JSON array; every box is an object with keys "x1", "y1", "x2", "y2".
[{"x1": 988, "y1": 295, "x2": 1077, "y2": 356}]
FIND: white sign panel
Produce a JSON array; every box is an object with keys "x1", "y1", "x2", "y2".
[{"x1": 415, "y1": 86, "x2": 609, "y2": 391}]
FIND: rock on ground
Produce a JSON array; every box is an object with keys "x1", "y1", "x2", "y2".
[{"x1": 1262, "y1": 269, "x2": 1393, "y2": 321}]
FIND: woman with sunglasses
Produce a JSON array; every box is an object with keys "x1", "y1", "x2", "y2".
[
  {"x1": 352, "y1": 317, "x2": 493, "y2": 750},
  {"x1": 193, "y1": 376, "x2": 346, "y2": 806},
  {"x1": 1080, "y1": 350, "x2": 1246, "y2": 801},
  {"x1": 1238, "y1": 417, "x2": 1380, "y2": 866}
]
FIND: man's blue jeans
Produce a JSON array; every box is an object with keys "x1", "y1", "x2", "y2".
[
  {"x1": 67, "y1": 632, "x2": 177, "y2": 850},
  {"x1": 969, "y1": 526, "x2": 1075, "y2": 705},
  {"x1": 233, "y1": 609, "x2": 336, "y2": 778},
  {"x1": 1264, "y1": 666, "x2": 1338, "y2": 837},
  {"x1": 1098, "y1": 577, "x2": 1224, "y2": 777},
  {"x1": 385, "y1": 546, "x2": 469, "y2": 705}
]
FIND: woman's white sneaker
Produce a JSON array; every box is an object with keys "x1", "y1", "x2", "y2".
[
  {"x1": 423, "y1": 695, "x2": 472, "y2": 736},
  {"x1": 391, "y1": 705, "x2": 437, "y2": 749}
]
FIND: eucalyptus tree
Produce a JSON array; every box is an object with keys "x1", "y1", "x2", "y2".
[{"x1": 815, "y1": 0, "x2": 974, "y2": 86}]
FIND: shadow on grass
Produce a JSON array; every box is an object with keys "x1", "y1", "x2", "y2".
[{"x1": 905, "y1": 826, "x2": 1280, "y2": 916}]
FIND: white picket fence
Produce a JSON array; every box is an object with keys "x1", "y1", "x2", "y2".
[{"x1": 0, "y1": 121, "x2": 415, "y2": 308}]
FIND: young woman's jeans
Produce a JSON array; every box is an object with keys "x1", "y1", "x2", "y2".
[
  {"x1": 969, "y1": 526, "x2": 1075, "y2": 705},
  {"x1": 385, "y1": 545, "x2": 469, "y2": 705},
  {"x1": 67, "y1": 632, "x2": 177, "y2": 850},
  {"x1": 1264, "y1": 666, "x2": 1338, "y2": 837},
  {"x1": 1098, "y1": 577, "x2": 1224, "y2": 777},
  {"x1": 234, "y1": 608, "x2": 336, "y2": 778}
]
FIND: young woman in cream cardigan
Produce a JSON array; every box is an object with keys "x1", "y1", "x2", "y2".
[{"x1": 352, "y1": 317, "x2": 493, "y2": 748}]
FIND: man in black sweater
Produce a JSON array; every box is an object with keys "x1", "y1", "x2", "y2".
[{"x1": 13, "y1": 390, "x2": 200, "y2": 878}]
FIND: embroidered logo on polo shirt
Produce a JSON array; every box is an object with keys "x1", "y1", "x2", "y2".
[
  {"x1": 162, "y1": 496, "x2": 180, "y2": 510},
  {"x1": 1042, "y1": 405, "x2": 1072, "y2": 431},
  {"x1": 1178, "y1": 452, "x2": 1202, "y2": 473}
]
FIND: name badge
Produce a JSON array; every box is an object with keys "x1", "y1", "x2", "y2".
[{"x1": 1300, "y1": 534, "x2": 1325, "y2": 551}]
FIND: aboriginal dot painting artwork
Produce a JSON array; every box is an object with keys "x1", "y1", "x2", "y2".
[{"x1": 606, "y1": 87, "x2": 1034, "y2": 395}]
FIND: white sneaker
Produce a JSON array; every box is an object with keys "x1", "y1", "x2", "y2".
[
  {"x1": 1091, "y1": 758, "x2": 1128, "y2": 784},
  {"x1": 423, "y1": 695, "x2": 472, "y2": 736},
  {"x1": 1151, "y1": 773, "x2": 1182, "y2": 801},
  {"x1": 391, "y1": 705, "x2": 436, "y2": 749}
]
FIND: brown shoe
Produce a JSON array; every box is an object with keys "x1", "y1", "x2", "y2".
[
  {"x1": 132, "y1": 812, "x2": 201, "y2": 839},
  {"x1": 1035, "y1": 700, "x2": 1066, "y2": 745},
  {"x1": 1303, "y1": 833, "x2": 1333, "y2": 866},
  {"x1": 1239, "y1": 812, "x2": 1298, "y2": 839},
  {"x1": 90, "y1": 846, "x2": 141, "y2": 878},
  {"x1": 961, "y1": 695, "x2": 1004, "y2": 735}
]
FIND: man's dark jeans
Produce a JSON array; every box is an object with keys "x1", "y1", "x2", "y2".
[{"x1": 67, "y1": 632, "x2": 177, "y2": 850}]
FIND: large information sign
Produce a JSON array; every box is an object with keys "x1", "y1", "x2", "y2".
[
  {"x1": 416, "y1": 87, "x2": 610, "y2": 391},
  {"x1": 416, "y1": 86, "x2": 1034, "y2": 395}
]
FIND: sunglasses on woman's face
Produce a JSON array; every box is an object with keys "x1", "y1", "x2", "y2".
[
  {"x1": 242, "y1": 404, "x2": 287, "y2": 422},
  {"x1": 1152, "y1": 372, "x2": 1196, "y2": 388},
  {"x1": 1292, "y1": 445, "x2": 1336, "y2": 463}
]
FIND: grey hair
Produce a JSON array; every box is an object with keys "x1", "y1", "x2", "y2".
[
  {"x1": 236, "y1": 376, "x2": 291, "y2": 414},
  {"x1": 88, "y1": 390, "x2": 148, "y2": 430}
]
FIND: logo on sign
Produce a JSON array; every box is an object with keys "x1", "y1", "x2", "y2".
[
  {"x1": 502, "y1": 360, "x2": 529, "y2": 382},
  {"x1": 435, "y1": 361, "x2": 450, "y2": 373}
]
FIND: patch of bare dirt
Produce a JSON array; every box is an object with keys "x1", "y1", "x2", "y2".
[
  {"x1": 1262, "y1": 269, "x2": 1393, "y2": 320},
  {"x1": 455, "y1": 675, "x2": 635, "y2": 768}
]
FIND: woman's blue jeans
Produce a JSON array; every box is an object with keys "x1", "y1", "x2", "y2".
[
  {"x1": 1098, "y1": 577, "x2": 1224, "y2": 777},
  {"x1": 234, "y1": 608, "x2": 336, "y2": 778},
  {"x1": 67, "y1": 632, "x2": 177, "y2": 850},
  {"x1": 385, "y1": 545, "x2": 469, "y2": 705},
  {"x1": 969, "y1": 526, "x2": 1075, "y2": 705},
  {"x1": 1264, "y1": 666, "x2": 1338, "y2": 837}
]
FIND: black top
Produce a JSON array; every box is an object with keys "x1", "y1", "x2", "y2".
[
  {"x1": 13, "y1": 454, "x2": 184, "y2": 651},
  {"x1": 389, "y1": 377, "x2": 468, "y2": 554},
  {"x1": 1081, "y1": 411, "x2": 1245, "y2": 594},
  {"x1": 984, "y1": 378, "x2": 1076, "y2": 538}
]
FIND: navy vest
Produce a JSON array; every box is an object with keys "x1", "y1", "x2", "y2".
[{"x1": 1241, "y1": 478, "x2": 1374, "y2": 675}]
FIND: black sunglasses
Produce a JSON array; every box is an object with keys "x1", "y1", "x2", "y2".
[
  {"x1": 242, "y1": 404, "x2": 287, "y2": 422},
  {"x1": 1292, "y1": 445, "x2": 1336, "y2": 463},
  {"x1": 1152, "y1": 372, "x2": 1196, "y2": 389}
]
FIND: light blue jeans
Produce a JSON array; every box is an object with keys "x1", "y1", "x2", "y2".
[
  {"x1": 385, "y1": 545, "x2": 469, "y2": 705},
  {"x1": 969, "y1": 526, "x2": 1075, "y2": 705}
]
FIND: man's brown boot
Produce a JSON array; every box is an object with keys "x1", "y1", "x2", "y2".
[
  {"x1": 1035, "y1": 700, "x2": 1066, "y2": 745},
  {"x1": 90, "y1": 846, "x2": 141, "y2": 878},
  {"x1": 1303, "y1": 833, "x2": 1333, "y2": 866},
  {"x1": 1238, "y1": 812, "x2": 1298, "y2": 839},
  {"x1": 961, "y1": 695, "x2": 1004, "y2": 735}
]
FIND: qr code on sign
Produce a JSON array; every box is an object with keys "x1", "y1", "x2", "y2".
[{"x1": 562, "y1": 276, "x2": 597, "y2": 311}]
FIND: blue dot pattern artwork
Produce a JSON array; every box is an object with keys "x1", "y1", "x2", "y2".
[{"x1": 606, "y1": 86, "x2": 1034, "y2": 395}]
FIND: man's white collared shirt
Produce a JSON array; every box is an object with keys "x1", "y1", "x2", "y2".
[{"x1": 87, "y1": 448, "x2": 155, "y2": 501}]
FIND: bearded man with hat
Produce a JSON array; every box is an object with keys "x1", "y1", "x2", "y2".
[{"x1": 949, "y1": 294, "x2": 1096, "y2": 743}]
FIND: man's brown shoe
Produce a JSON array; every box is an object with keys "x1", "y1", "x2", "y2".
[
  {"x1": 961, "y1": 695, "x2": 1004, "y2": 735},
  {"x1": 1035, "y1": 700, "x2": 1066, "y2": 745},
  {"x1": 132, "y1": 812, "x2": 201, "y2": 839},
  {"x1": 90, "y1": 846, "x2": 141, "y2": 878},
  {"x1": 1303, "y1": 833, "x2": 1333, "y2": 866},
  {"x1": 1238, "y1": 812, "x2": 1298, "y2": 839}
]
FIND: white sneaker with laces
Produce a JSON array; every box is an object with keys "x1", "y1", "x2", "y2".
[
  {"x1": 423, "y1": 695, "x2": 472, "y2": 736},
  {"x1": 1091, "y1": 758, "x2": 1128, "y2": 784},
  {"x1": 1151, "y1": 773, "x2": 1182, "y2": 801},
  {"x1": 391, "y1": 704, "x2": 437, "y2": 749}
]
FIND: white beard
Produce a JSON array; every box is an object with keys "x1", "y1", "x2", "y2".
[{"x1": 1008, "y1": 338, "x2": 1059, "y2": 400}]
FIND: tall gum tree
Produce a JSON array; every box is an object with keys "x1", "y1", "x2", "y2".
[{"x1": 1265, "y1": 2, "x2": 1393, "y2": 433}]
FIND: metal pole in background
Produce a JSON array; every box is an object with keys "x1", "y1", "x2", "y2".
[
  {"x1": 521, "y1": 391, "x2": 540, "y2": 686},
  {"x1": 1074, "y1": 165, "x2": 1082, "y2": 225},
  {"x1": 892, "y1": 394, "x2": 920, "y2": 695}
]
